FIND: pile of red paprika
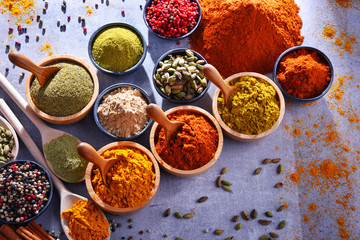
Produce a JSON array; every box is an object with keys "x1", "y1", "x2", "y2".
[{"x1": 145, "y1": 0, "x2": 199, "y2": 38}]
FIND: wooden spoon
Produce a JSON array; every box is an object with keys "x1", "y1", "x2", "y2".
[
  {"x1": 8, "y1": 51, "x2": 60, "y2": 87},
  {"x1": 203, "y1": 64, "x2": 240, "y2": 108},
  {"x1": 146, "y1": 103, "x2": 184, "y2": 143},
  {"x1": 77, "y1": 142, "x2": 118, "y2": 186},
  {"x1": 0, "y1": 99, "x2": 110, "y2": 240},
  {"x1": 0, "y1": 73, "x2": 84, "y2": 183}
]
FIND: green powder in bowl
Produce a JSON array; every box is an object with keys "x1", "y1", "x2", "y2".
[
  {"x1": 30, "y1": 61, "x2": 94, "y2": 117},
  {"x1": 91, "y1": 26, "x2": 144, "y2": 72}
]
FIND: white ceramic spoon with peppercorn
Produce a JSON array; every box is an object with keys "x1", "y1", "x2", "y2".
[
  {"x1": 0, "y1": 73, "x2": 85, "y2": 183},
  {"x1": 0, "y1": 99, "x2": 111, "y2": 240}
]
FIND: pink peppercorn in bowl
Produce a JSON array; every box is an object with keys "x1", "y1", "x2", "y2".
[{"x1": 143, "y1": 0, "x2": 202, "y2": 40}]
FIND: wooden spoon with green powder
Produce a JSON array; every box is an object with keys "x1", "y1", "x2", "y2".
[
  {"x1": 0, "y1": 73, "x2": 86, "y2": 183},
  {"x1": 203, "y1": 64, "x2": 240, "y2": 108},
  {"x1": 8, "y1": 51, "x2": 60, "y2": 87}
]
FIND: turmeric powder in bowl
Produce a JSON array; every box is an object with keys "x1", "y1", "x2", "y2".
[{"x1": 91, "y1": 147, "x2": 156, "y2": 208}]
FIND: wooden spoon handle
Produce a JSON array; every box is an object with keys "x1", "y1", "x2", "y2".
[
  {"x1": 8, "y1": 51, "x2": 43, "y2": 76},
  {"x1": 146, "y1": 104, "x2": 172, "y2": 128},
  {"x1": 77, "y1": 142, "x2": 106, "y2": 169},
  {"x1": 203, "y1": 64, "x2": 232, "y2": 97}
]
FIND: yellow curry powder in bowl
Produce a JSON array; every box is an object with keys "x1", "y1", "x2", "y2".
[
  {"x1": 85, "y1": 142, "x2": 160, "y2": 215},
  {"x1": 212, "y1": 73, "x2": 285, "y2": 142}
]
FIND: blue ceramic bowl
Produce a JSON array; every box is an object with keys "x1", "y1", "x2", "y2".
[
  {"x1": 273, "y1": 46, "x2": 334, "y2": 103},
  {"x1": 93, "y1": 83, "x2": 152, "y2": 140},
  {"x1": 152, "y1": 48, "x2": 209, "y2": 103},
  {"x1": 143, "y1": 0, "x2": 202, "y2": 40},
  {"x1": 88, "y1": 22, "x2": 147, "y2": 75},
  {"x1": 0, "y1": 160, "x2": 53, "y2": 225}
]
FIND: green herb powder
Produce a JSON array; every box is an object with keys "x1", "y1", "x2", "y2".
[
  {"x1": 30, "y1": 61, "x2": 93, "y2": 117},
  {"x1": 43, "y1": 134, "x2": 87, "y2": 182},
  {"x1": 91, "y1": 27, "x2": 144, "y2": 72}
]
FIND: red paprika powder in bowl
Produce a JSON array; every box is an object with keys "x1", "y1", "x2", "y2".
[
  {"x1": 149, "y1": 105, "x2": 223, "y2": 177},
  {"x1": 273, "y1": 46, "x2": 334, "y2": 102}
]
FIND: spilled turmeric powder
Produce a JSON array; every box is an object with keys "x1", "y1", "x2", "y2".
[
  {"x1": 61, "y1": 199, "x2": 110, "y2": 240},
  {"x1": 91, "y1": 147, "x2": 156, "y2": 208},
  {"x1": 0, "y1": 0, "x2": 35, "y2": 24}
]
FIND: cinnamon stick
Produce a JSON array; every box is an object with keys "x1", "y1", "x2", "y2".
[
  {"x1": 26, "y1": 225, "x2": 44, "y2": 239},
  {"x1": 0, "y1": 233, "x2": 8, "y2": 240},
  {"x1": 28, "y1": 221, "x2": 54, "y2": 240},
  {"x1": 17, "y1": 226, "x2": 42, "y2": 240},
  {"x1": 0, "y1": 224, "x2": 22, "y2": 240}
]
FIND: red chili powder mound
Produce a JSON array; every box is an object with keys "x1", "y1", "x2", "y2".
[{"x1": 189, "y1": 0, "x2": 303, "y2": 77}]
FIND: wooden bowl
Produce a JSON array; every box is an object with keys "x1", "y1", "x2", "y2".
[
  {"x1": 84, "y1": 141, "x2": 160, "y2": 215},
  {"x1": 149, "y1": 106, "x2": 223, "y2": 177},
  {"x1": 212, "y1": 72, "x2": 285, "y2": 142},
  {"x1": 25, "y1": 55, "x2": 99, "y2": 125}
]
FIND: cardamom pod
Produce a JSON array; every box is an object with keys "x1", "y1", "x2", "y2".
[
  {"x1": 269, "y1": 238, "x2": 276, "y2": 240},
  {"x1": 258, "y1": 219, "x2": 272, "y2": 225},
  {"x1": 235, "y1": 223, "x2": 242, "y2": 230},
  {"x1": 214, "y1": 229, "x2": 224, "y2": 235},
  {"x1": 220, "y1": 167, "x2": 228, "y2": 175},
  {"x1": 265, "y1": 211, "x2": 273, "y2": 217},
  {"x1": 225, "y1": 237, "x2": 234, "y2": 240},
  {"x1": 277, "y1": 220, "x2": 286, "y2": 229},
  {"x1": 164, "y1": 208, "x2": 171, "y2": 217},
  {"x1": 277, "y1": 205, "x2": 285, "y2": 212},
  {"x1": 221, "y1": 180, "x2": 232, "y2": 186},
  {"x1": 174, "y1": 212, "x2": 183, "y2": 219},
  {"x1": 262, "y1": 158, "x2": 271, "y2": 164},
  {"x1": 232, "y1": 215, "x2": 240, "y2": 222},
  {"x1": 183, "y1": 213, "x2": 195, "y2": 219},
  {"x1": 277, "y1": 164, "x2": 283, "y2": 174},
  {"x1": 197, "y1": 196, "x2": 208, "y2": 203},
  {"x1": 259, "y1": 235, "x2": 269, "y2": 240},
  {"x1": 272, "y1": 158, "x2": 281, "y2": 163},
  {"x1": 270, "y1": 232, "x2": 279, "y2": 238},
  {"x1": 250, "y1": 209, "x2": 257, "y2": 219},
  {"x1": 274, "y1": 182, "x2": 284, "y2": 188},
  {"x1": 241, "y1": 211, "x2": 250, "y2": 221},
  {"x1": 216, "y1": 176, "x2": 221, "y2": 188},
  {"x1": 176, "y1": 238, "x2": 184, "y2": 240},
  {"x1": 254, "y1": 167, "x2": 262, "y2": 175},
  {"x1": 222, "y1": 185, "x2": 233, "y2": 193}
]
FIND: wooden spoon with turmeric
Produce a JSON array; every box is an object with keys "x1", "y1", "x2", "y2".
[
  {"x1": 8, "y1": 51, "x2": 60, "y2": 87},
  {"x1": 146, "y1": 103, "x2": 184, "y2": 143},
  {"x1": 203, "y1": 64, "x2": 240, "y2": 108},
  {"x1": 77, "y1": 142, "x2": 117, "y2": 186}
]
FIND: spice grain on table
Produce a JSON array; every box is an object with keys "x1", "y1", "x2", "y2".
[{"x1": 0, "y1": 0, "x2": 358, "y2": 239}]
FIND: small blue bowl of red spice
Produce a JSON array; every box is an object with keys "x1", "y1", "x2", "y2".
[
  {"x1": 143, "y1": 0, "x2": 202, "y2": 40},
  {"x1": 273, "y1": 46, "x2": 334, "y2": 103},
  {"x1": 88, "y1": 22, "x2": 147, "y2": 75},
  {"x1": 152, "y1": 48, "x2": 210, "y2": 103},
  {"x1": 0, "y1": 160, "x2": 53, "y2": 224},
  {"x1": 93, "y1": 83, "x2": 152, "y2": 140}
]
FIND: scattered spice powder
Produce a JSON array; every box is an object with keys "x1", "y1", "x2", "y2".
[
  {"x1": 322, "y1": 24, "x2": 358, "y2": 55},
  {"x1": 39, "y1": 43, "x2": 53, "y2": 56},
  {"x1": 0, "y1": 0, "x2": 35, "y2": 24}
]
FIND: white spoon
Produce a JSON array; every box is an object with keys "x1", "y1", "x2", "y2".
[
  {"x1": 0, "y1": 73, "x2": 85, "y2": 183},
  {"x1": 0, "y1": 99, "x2": 111, "y2": 240}
]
